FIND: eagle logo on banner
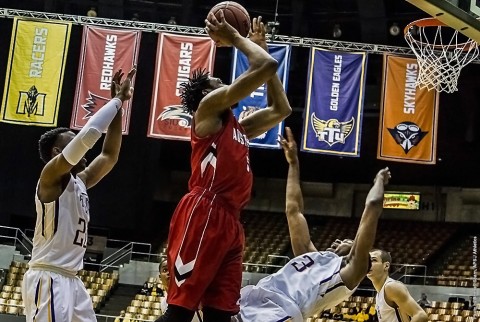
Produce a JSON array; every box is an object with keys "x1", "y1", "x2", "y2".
[
  {"x1": 387, "y1": 121, "x2": 428, "y2": 154},
  {"x1": 17, "y1": 85, "x2": 46, "y2": 117},
  {"x1": 311, "y1": 113, "x2": 355, "y2": 146},
  {"x1": 81, "y1": 91, "x2": 110, "y2": 119},
  {"x1": 157, "y1": 105, "x2": 192, "y2": 129}
]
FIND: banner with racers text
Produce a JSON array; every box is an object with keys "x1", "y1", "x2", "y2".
[
  {"x1": 231, "y1": 43, "x2": 291, "y2": 149},
  {"x1": 148, "y1": 33, "x2": 215, "y2": 140},
  {"x1": 1, "y1": 18, "x2": 71, "y2": 127},
  {"x1": 301, "y1": 48, "x2": 367, "y2": 157},
  {"x1": 71, "y1": 26, "x2": 141, "y2": 134}
]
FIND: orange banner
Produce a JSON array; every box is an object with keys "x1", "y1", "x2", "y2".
[
  {"x1": 71, "y1": 26, "x2": 140, "y2": 134},
  {"x1": 148, "y1": 33, "x2": 215, "y2": 140},
  {"x1": 377, "y1": 55, "x2": 439, "y2": 164}
]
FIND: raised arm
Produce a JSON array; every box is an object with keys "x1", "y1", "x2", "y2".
[
  {"x1": 340, "y1": 168, "x2": 391, "y2": 289},
  {"x1": 77, "y1": 69, "x2": 134, "y2": 188},
  {"x1": 385, "y1": 282, "x2": 428, "y2": 322},
  {"x1": 38, "y1": 68, "x2": 135, "y2": 203},
  {"x1": 195, "y1": 12, "x2": 277, "y2": 125},
  {"x1": 239, "y1": 17, "x2": 292, "y2": 139},
  {"x1": 280, "y1": 127, "x2": 316, "y2": 256}
]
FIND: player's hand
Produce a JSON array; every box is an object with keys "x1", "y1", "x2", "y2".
[
  {"x1": 114, "y1": 66, "x2": 136, "y2": 102},
  {"x1": 205, "y1": 10, "x2": 240, "y2": 47},
  {"x1": 110, "y1": 69, "x2": 124, "y2": 99},
  {"x1": 278, "y1": 127, "x2": 298, "y2": 164},
  {"x1": 374, "y1": 167, "x2": 391, "y2": 185},
  {"x1": 248, "y1": 16, "x2": 268, "y2": 51}
]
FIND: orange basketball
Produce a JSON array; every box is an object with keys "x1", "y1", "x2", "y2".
[{"x1": 208, "y1": 1, "x2": 251, "y2": 37}]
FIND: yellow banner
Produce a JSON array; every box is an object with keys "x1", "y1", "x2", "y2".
[{"x1": 1, "y1": 18, "x2": 71, "y2": 126}]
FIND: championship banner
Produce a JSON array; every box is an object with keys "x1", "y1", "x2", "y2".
[
  {"x1": 231, "y1": 43, "x2": 291, "y2": 149},
  {"x1": 71, "y1": 26, "x2": 141, "y2": 134},
  {"x1": 1, "y1": 18, "x2": 71, "y2": 126},
  {"x1": 377, "y1": 55, "x2": 439, "y2": 164},
  {"x1": 148, "y1": 33, "x2": 215, "y2": 140},
  {"x1": 301, "y1": 48, "x2": 367, "y2": 156}
]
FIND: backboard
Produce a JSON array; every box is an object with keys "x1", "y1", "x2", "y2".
[{"x1": 406, "y1": 0, "x2": 480, "y2": 42}]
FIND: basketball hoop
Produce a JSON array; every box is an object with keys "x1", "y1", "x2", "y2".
[{"x1": 404, "y1": 17, "x2": 479, "y2": 93}]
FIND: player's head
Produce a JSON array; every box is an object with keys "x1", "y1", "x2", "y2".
[
  {"x1": 159, "y1": 258, "x2": 169, "y2": 291},
  {"x1": 367, "y1": 249, "x2": 391, "y2": 280},
  {"x1": 180, "y1": 68, "x2": 225, "y2": 114},
  {"x1": 326, "y1": 238, "x2": 354, "y2": 256},
  {"x1": 38, "y1": 127, "x2": 87, "y2": 173}
]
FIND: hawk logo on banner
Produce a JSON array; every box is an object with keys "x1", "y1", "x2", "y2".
[
  {"x1": 311, "y1": 114, "x2": 355, "y2": 146},
  {"x1": 232, "y1": 44, "x2": 291, "y2": 148},
  {"x1": 81, "y1": 91, "x2": 110, "y2": 119},
  {"x1": 71, "y1": 26, "x2": 141, "y2": 134},
  {"x1": 148, "y1": 33, "x2": 215, "y2": 140},
  {"x1": 1, "y1": 18, "x2": 71, "y2": 126},
  {"x1": 301, "y1": 48, "x2": 367, "y2": 156},
  {"x1": 17, "y1": 85, "x2": 46, "y2": 117},
  {"x1": 377, "y1": 55, "x2": 439, "y2": 164},
  {"x1": 387, "y1": 121, "x2": 428, "y2": 154},
  {"x1": 157, "y1": 105, "x2": 192, "y2": 128}
]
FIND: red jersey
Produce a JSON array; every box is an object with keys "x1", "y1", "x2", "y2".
[{"x1": 189, "y1": 111, "x2": 253, "y2": 211}]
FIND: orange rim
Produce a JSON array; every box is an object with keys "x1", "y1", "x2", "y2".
[
  {"x1": 403, "y1": 17, "x2": 447, "y2": 35},
  {"x1": 404, "y1": 17, "x2": 477, "y2": 51}
]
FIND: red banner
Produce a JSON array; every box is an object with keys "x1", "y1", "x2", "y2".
[
  {"x1": 377, "y1": 55, "x2": 439, "y2": 164},
  {"x1": 71, "y1": 26, "x2": 141, "y2": 134},
  {"x1": 148, "y1": 33, "x2": 215, "y2": 140}
]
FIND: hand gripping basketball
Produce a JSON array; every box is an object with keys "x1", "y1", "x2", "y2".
[{"x1": 205, "y1": 10, "x2": 240, "y2": 47}]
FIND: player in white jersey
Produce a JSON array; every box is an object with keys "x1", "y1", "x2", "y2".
[
  {"x1": 368, "y1": 250, "x2": 427, "y2": 322},
  {"x1": 233, "y1": 128, "x2": 391, "y2": 322},
  {"x1": 21, "y1": 67, "x2": 136, "y2": 322}
]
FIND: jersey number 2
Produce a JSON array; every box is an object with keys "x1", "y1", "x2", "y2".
[
  {"x1": 291, "y1": 254, "x2": 314, "y2": 272},
  {"x1": 73, "y1": 218, "x2": 87, "y2": 248}
]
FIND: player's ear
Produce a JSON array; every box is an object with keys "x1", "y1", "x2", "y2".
[
  {"x1": 52, "y1": 146, "x2": 62, "y2": 157},
  {"x1": 384, "y1": 261, "x2": 390, "y2": 271}
]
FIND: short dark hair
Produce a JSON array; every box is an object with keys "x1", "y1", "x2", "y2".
[
  {"x1": 179, "y1": 68, "x2": 210, "y2": 114},
  {"x1": 38, "y1": 127, "x2": 70, "y2": 163},
  {"x1": 372, "y1": 248, "x2": 392, "y2": 265}
]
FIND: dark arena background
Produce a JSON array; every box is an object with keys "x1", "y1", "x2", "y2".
[{"x1": 0, "y1": 0, "x2": 479, "y2": 321}]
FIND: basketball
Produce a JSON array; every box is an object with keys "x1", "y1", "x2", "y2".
[{"x1": 208, "y1": 1, "x2": 251, "y2": 37}]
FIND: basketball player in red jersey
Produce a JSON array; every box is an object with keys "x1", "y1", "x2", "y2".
[{"x1": 156, "y1": 14, "x2": 291, "y2": 322}]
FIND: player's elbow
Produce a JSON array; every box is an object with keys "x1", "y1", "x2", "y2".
[
  {"x1": 365, "y1": 196, "x2": 383, "y2": 209},
  {"x1": 256, "y1": 57, "x2": 278, "y2": 77},
  {"x1": 285, "y1": 201, "x2": 301, "y2": 217},
  {"x1": 279, "y1": 103, "x2": 292, "y2": 118}
]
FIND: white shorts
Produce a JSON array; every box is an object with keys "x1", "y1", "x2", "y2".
[
  {"x1": 234, "y1": 285, "x2": 302, "y2": 322},
  {"x1": 21, "y1": 269, "x2": 96, "y2": 322}
]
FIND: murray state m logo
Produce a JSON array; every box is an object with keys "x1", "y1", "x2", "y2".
[
  {"x1": 388, "y1": 121, "x2": 428, "y2": 154},
  {"x1": 16, "y1": 85, "x2": 46, "y2": 117}
]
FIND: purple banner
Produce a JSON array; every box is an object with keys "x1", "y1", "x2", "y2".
[{"x1": 301, "y1": 48, "x2": 367, "y2": 157}]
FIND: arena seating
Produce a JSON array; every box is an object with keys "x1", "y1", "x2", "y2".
[
  {"x1": 0, "y1": 260, "x2": 119, "y2": 317},
  {"x1": 304, "y1": 295, "x2": 480, "y2": 322},
  {"x1": 433, "y1": 236, "x2": 480, "y2": 287},
  {"x1": 240, "y1": 212, "x2": 458, "y2": 274},
  {"x1": 119, "y1": 276, "x2": 165, "y2": 321}
]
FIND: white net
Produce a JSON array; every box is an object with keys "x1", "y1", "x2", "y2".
[{"x1": 405, "y1": 21, "x2": 479, "y2": 93}]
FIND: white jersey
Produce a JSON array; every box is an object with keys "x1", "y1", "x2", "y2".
[
  {"x1": 29, "y1": 175, "x2": 90, "y2": 275},
  {"x1": 238, "y1": 251, "x2": 356, "y2": 322},
  {"x1": 375, "y1": 278, "x2": 411, "y2": 322}
]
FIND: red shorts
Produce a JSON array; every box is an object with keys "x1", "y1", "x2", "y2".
[{"x1": 166, "y1": 187, "x2": 245, "y2": 314}]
